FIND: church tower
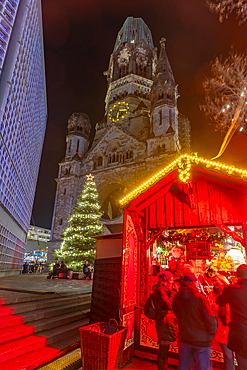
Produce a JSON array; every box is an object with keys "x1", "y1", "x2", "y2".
[
  {"x1": 94, "y1": 17, "x2": 157, "y2": 143},
  {"x1": 50, "y1": 113, "x2": 91, "y2": 241},
  {"x1": 65, "y1": 113, "x2": 91, "y2": 160},
  {"x1": 148, "y1": 38, "x2": 180, "y2": 156}
]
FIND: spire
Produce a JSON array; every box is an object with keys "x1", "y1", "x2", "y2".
[
  {"x1": 150, "y1": 38, "x2": 177, "y2": 107},
  {"x1": 155, "y1": 38, "x2": 175, "y2": 85}
]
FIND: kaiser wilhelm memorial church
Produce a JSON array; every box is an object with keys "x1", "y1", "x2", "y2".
[{"x1": 51, "y1": 17, "x2": 191, "y2": 243}]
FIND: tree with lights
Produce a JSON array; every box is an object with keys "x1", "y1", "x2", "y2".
[
  {"x1": 201, "y1": 49, "x2": 247, "y2": 159},
  {"x1": 207, "y1": 0, "x2": 247, "y2": 24},
  {"x1": 54, "y1": 174, "x2": 103, "y2": 270}
]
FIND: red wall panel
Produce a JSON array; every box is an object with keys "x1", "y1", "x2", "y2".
[
  {"x1": 156, "y1": 197, "x2": 166, "y2": 228},
  {"x1": 164, "y1": 192, "x2": 174, "y2": 227},
  {"x1": 196, "y1": 179, "x2": 211, "y2": 225},
  {"x1": 208, "y1": 182, "x2": 222, "y2": 224}
]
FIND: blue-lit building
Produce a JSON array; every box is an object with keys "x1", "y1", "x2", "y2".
[{"x1": 0, "y1": 0, "x2": 47, "y2": 276}]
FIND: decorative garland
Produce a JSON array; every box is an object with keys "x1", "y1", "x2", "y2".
[
  {"x1": 120, "y1": 154, "x2": 247, "y2": 206},
  {"x1": 154, "y1": 229, "x2": 227, "y2": 245}
]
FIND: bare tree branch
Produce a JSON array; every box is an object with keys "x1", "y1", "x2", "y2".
[
  {"x1": 201, "y1": 50, "x2": 247, "y2": 158},
  {"x1": 207, "y1": 0, "x2": 247, "y2": 24}
]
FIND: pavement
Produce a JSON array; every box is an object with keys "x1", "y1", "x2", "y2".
[
  {"x1": 0, "y1": 273, "x2": 93, "y2": 297},
  {"x1": 0, "y1": 274, "x2": 160, "y2": 370}
]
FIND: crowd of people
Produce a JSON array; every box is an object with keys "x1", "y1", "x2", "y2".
[
  {"x1": 150, "y1": 263, "x2": 247, "y2": 370},
  {"x1": 47, "y1": 260, "x2": 68, "y2": 279},
  {"x1": 47, "y1": 260, "x2": 93, "y2": 280},
  {"x1": 22, "y1": 262, "x2": 45, "y2": 273}
]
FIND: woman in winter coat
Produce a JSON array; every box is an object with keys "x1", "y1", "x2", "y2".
[
  {"x1": 153, "y1": 271, "x2": 179, "y2": 370},
  {"x1": 208, "y1": 275, "x2": 234, "y2": 370}
]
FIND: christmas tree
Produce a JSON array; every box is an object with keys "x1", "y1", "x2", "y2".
[{"x1": 55, "y1": 174, "x2": 103, "y2": 269}]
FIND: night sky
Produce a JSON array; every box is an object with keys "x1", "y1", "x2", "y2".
[{"x1": 32, "y1": 0, "x2": 247, "y2": 229}]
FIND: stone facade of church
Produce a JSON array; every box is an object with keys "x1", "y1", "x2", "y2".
[{"x1": 50, "y1": 17, "x2": 191, "y2": 242}]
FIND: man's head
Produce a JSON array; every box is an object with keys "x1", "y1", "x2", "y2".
[
  {"x1": 207, "y1": 266, "x2": 217, "y2": 278},
  {"x1": 85, "y1": 260, "x2": 88, "y2": 265},
  {"x1": 237, "y1": 264, "x2": 247, "y2": 279},
  {"x1": 181, "y1": 263, "x2": 194, "y2": 277},
  {"x1": 183, "y1": 272, "x2": 198, "y2": 286},
  {"x1": 158, "y1": 271, "x2": 174, "y2": 288},
  {"x1": 61, "y1": 261, "x2": 65, "y2": 266},
  {"x1": 213, "y1": 275, "x2": 229, "y2": 294}
]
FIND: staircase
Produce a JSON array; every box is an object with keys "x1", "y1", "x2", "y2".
[{"x1": 0, "y1": 291, "x2": 91, "y2": 369}]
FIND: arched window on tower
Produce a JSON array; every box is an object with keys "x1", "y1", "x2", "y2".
[
  {"x1": 159, "y1": 110, "x2": 162, "y2": 125},
  {"x1": 143, "y1": 65, "x2": 147, "y2": 78},
  {"x1": 68, "y1": 139, "x2": 71, "y2": 153},
  {"x1": 136, "y1": 63, "x2": 141, "y2": 76},
  {"x1": 167, "y1": 89, "x2": 173, "y2": 100},
  {"x1": 122, "y1": 63, "x2": 129, "y2": 77},
  {"x1": 119, "y1": 63, "x2": 129, "y2": 78},
  {"x1": 135, "y1": 60, "x2": 147, "y2": 77},
  {"x1": 125, "y1": 150, "x2": 133, "y2": 161},
  {"x1": 158, "y1": 90, "x2": 164, "y2": 100},
  {"x1": 169, "y1": 110, "x2": 172, "y2": 127},
  {"x1": 98, "y1": 156, "x2": 103, "y2": 166},
  {"x1": 77, "y1": 139, "x2": 79, "y2": 152}
]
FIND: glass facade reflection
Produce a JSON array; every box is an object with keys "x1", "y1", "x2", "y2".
[{"x1": 0, "y1": 0, "x2": 47, "y2": 275}]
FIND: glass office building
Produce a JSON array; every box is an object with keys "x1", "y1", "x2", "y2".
[{"x1": 0, "y1": 0, "x2": 47, "y2": 275}]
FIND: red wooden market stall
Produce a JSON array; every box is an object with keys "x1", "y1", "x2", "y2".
[{"x1": 91, "y1": 154, "x2": 247, "y2": 368}]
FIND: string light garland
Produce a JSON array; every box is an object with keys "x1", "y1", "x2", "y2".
[{"x1": 120, "y1": 154, "x2": 247, "y2": 206}]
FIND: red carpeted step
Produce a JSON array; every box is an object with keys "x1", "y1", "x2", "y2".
[
  {"x1": 0, "y1": 299, "x2": 5, "y2": 305},
  {"x1": 0, "y1": 334, "x2": 47, "y2": 363},
  {"x1": 0, "y1": 306, "x2": 14, "y2": 316},
  {"x1": 0, "y1": 345, "x2": 61, "y2": 370},
  {"x1": 0, "y1": 324, "x2": 35, "y2": 345},
  {"x1": 0, "y1": 314, "x2": 24, "y2": 329}
]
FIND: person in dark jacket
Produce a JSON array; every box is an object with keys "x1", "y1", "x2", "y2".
[
  {"x1": 208, "y1": 275, "x2": 234, "y2": 370},
  {"x1": 57, "y1": 260, "x2": 68, "y2": 278},
  {"x1": 216, "y1": 264, "x2": 247, "y2": 370},
  {"x1": 153, "y1": 271, "x2": 179, "y2": 370},
  {"x1": 83, "y1": 260, "x2": 92, "y2": 280},
  {"x1": 47, "y1": 261, "x2": 60, "y2": 279},
  {"x1": 173, "y1": 272, "x2": 217, "y2": 370}
]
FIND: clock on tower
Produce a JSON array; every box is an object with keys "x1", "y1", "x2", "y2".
[{"x1": 108, "y1": 102, "x2": 129, "y2": 122}]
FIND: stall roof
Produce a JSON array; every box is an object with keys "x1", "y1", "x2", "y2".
[
  {"x1": 92, "y1": 233, "x2": 123, "y2": 240},
  {"x1": 120, "y1": 154, "x2": 247, "y2": 207}
]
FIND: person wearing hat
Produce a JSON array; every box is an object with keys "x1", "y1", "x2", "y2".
[
  {"x1": 199, "y1": 266, "x2": 218, "y2": 295},
  {"x1": 152, "y1": 271, "x2": 179, "y2": 370},
  {"x1": 173, "y1": 272, "x2": 217, "y2": 370},
  {"x1": 216, "y1": 264, "x2": 247, "y2": 369}
]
